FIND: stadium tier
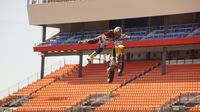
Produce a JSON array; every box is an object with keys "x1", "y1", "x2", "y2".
[
  {"x1": 38, "y1": 23, "x2": 200, "y2": 47},
  {"x1": 8, "y1": 61, "x2": 159, "y2": 111},
  {"x1": 2, "y1": 61, "x2": 200, "y2": 111},
  {"x1": 0, "y1": 65, "x2": 78, "y2": 110},
  {"x1": 96, "y1": 64, "x2": 200, "y2": 111},
  {"x1": 1, "y1": 1, "x2": 199, "y2": 112},
  {"x1": 189, "y1": 105, "x2": 200, "y2": 112}
]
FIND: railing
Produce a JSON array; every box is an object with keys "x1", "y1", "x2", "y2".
[
  {"x1": 66, "y1": 92, "x2": 112, "y2": 112},
  {"x1": 166, "y1": 59, "x2": 200, "y2": 65},
  {"x1": 64, "y1": 62, "x2": 161, "y2": 112},
  {"x1": 44, "y1": 59, "x2": 66, "y2": 75},
  {"x1": 0, "y1": 58, "x2": 80, "y2": 100},
  {"x1": 0, "y1": 72, "x2": 39, "y2": 100},
  {"x1": 155, "y1": 92, "x2": 200, "y2": 112},
  {"x1": 35, "y1": 23, "x2": 200, "y2": 47},
  {"x1": 27, "y1": 0, "x2": 82, "y2": 5},
  {"x1": 110, "y1": 62, "x2": 161, "y2": 94},
  {"x1": 0, "y1": 107, "x2": 12, "y2": 112}
]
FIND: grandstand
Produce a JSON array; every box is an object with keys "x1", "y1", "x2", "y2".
[
  {"x1": 1, "y1": 0, "x2": 200, "y2": 111},
  {"x1": 37, "y1": 23, "x2": 200, "y2": 46}
]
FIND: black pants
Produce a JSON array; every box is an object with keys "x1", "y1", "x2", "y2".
[{"x1": 87, "y1": 37, "x2": 105, "y2": 54}]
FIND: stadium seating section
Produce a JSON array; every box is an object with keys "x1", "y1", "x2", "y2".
[
  {"x1": 189, "y1": 105, "x2": 200, "y2": 112},
  {"x1": 0, "y1": 60, "x2": 198, "y2": 111},
  {"x1": 40, "y1": 23, "x2": 200, "y2": 46},
  {"x1": 12, "y1": 61, "x2": 159, "y2": 111},
  {"x1": 0, "y1": 65, "x2": 78, "y2": 110},
  {"x1": 14, "y1": 65, "x2": 77, "y2": 95},
  {"x1": 96, "y1": 64, "x2": 200, "y2": 111}
]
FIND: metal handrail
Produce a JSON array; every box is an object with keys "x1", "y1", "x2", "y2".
[
  {"x1": 0, "y1": 58, "x2": 78, "y2": 100},
  {"x1": 64, "y1": 63, "x2": 161, "y2": 112},
  {"x1": 110, "y1": 62, "x2": 161, "y2": 94},
  {"x1": 66, "y1": 92, "x2": 112, "y2": 112},
  {"x1": 0, "y1": 62, "x2": 79, "y2": 111},
  {"x1": 155, "y1": 92, "x2": 200, "y2": 112},
  {"x1": 166, "y1": 59, "x2": 200, "y2": 65}
]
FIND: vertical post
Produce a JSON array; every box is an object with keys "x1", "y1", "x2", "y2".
[
  {"x1": 37, "y1": 72, "x2": 39, "y2": 79},
  {"x1": 121, "y1": 19, "x2": 125, "y2": 32},
  {"x1": 42, "y1": 25, "x2": 46, "y2": 42},
  {"x1": 18, "y1": 83, "x2": 20, "y2": 90},
  {"x1": 27, "y1": 0, "x2": 30, "y2": 5},
  {"x1": 162, "y1": 47, "x2": 167, "y2": 75},
  {"x1": 103, "y1": 54, "x2": 107, "y2": 63},
  {"x1": 148, "y1": 17, "x2": 151, "y2": 34},
  {"x1": 41, "y1": 55, "x2": 45, "y2": 79},
  {"x1": 99, "y1": 54, "x2": 101, "y2": 63},
  {"x1": 41, "y1": 25, "x2": 46, "y2": 79},
  {"x1": 8, "y1": 88, "x2": 10, "y2": 95},
  {"x1": 79, "y1": 51, "x2": 83, "y2": 77},
  {"x1": 50, "y1": 65, "x2": 53, "y2": 73},
  {"x1": 78, "y1": 23, "x2": 84, "y2": 77},
  {"x1": 27, "y1": 77, "x2": 30, "y2": 84},
  {"x1": 161, "y1": 16, "x2": 168, "y2": 75},
  {"x1": 64, "y1": 59, "x2": 66, "y2": 65},
  {"x1": 164, "y1": 16, "x2": 168, "y2": 35}
]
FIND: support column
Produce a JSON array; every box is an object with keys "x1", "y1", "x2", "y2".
[
  {"x1": 40, "y1": 56, "x2": 45, "y2": 79},
  {"x1": 162, "y1": 47, "x2": 167, "y2": 75},
  {"x1": 78, "y1": 23, "x2": 84, "y2": 77},
  {"x1": 161, "y1": 16, "x2": 168, "y2": 76},
  {"x1": 121, "y1": 19, "x2": 125, "y2": 32},
  {"x1": 78, "y1": 51, "x2": 83, "y2": 77},
  {"x1": 103, "y1": 54, "x2": 107, "y2": 63},
  {"x1": 40, "y1": 25, "x2": 46, "y2": 79},
  {"x1": 164, "y1": 16, "x2": 168, "y2": 35},
  {"x1": 148, "y1": 17, "x2": 151, "y2": 33},
  {"x1": 42, "y1": 25, "x2": 46, "y2": 42},
  {"x1": 99, "y1": 54, "x2": 101, "y2": 64}
]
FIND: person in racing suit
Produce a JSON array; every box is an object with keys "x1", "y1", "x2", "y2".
[{"x1": 79, "y1": 26, "x2": 128, "y2": 63}]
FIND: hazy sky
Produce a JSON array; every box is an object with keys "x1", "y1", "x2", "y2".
[{"x1": 0, "y1": 0, "x2": 82, "y2": 98}]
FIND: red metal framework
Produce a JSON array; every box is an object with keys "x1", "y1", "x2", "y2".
[{"x1": 34, "y1": 37, "x2": 200, "y2": 52}]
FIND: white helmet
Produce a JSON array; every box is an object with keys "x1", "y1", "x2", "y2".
[{"x1": 114, "y1": 26, "x2": 122, "y2": 34}]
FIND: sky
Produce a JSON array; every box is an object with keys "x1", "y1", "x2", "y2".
[{"x1": 0, "y1": 0, "x2": 82, "y2": 98}]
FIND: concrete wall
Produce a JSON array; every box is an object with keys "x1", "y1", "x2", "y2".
[{"x1": 27, "y1": 0, "x2": 200, "y2": 25}]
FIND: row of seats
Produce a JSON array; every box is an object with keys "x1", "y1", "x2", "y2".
[
  {"x1": 39, "y1": 23, "x2": 200, "y2": 46},
  {"x1": 13, "y1": 65, "x2": 77, "y2": 95},
  {"x1": 0, "y1": 64, "x2": 77, "y2": 108},
  {"x1": 189, "y1": 105, "x2": 200, "y2": 112},
  {"x1": 95, "y1": 64, "x2": 200, "y2": 111},
  {"x1": 11, "y1": 61, "x2": 200, "y2": 111},
  {"x1": 13, "y1": 61, "x2": 159, "y2": 112}
]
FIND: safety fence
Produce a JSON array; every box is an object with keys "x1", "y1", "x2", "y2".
[
  {"x1": 0, "y1": 58, "x2": 81, "y2": 99},
  {"x1": 166, "y1": 59, "x2": 200, "y2": 65},
  {"x1": 155, "y1": 92, "x2": 200, "y2": 112}
]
